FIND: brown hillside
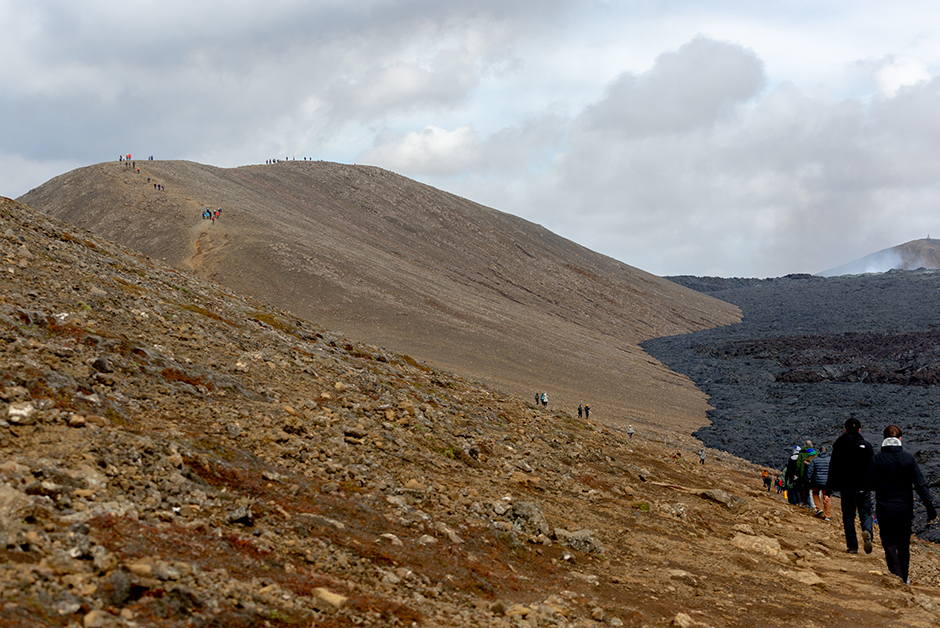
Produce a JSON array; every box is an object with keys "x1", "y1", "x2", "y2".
[
  {"x1": 19, "y1": 160, "x2": 740, "y2": 434},
  {"x1": 819, "y1": 238, "x2": 940, "y2": 277},
  {"x1": 3, "y1": 194, "x2": 940, "y2": 627},
  {"x1": 895, "y1": 239, "x2": 940, "y2": 270}
]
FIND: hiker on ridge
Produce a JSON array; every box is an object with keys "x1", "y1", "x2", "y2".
[
  {"x1": 827, "y1": 418, "x2": 875, "y2": 554},
  {"x1": 872, "y1": 424, "x2": 936, "y2": 585}
]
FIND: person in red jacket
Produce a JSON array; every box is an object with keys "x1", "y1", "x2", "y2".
[{"x1": 872, "y1": 424, "x2": 937, "y2": 585}]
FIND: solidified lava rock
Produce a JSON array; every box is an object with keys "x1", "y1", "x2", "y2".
[{"x1": 645, "y1": 270, "x2": 940, "y2": 541}]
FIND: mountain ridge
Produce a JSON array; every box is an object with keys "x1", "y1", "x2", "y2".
[{"x1": 19, "y1": 159, "x2": 740, "y2": 433}]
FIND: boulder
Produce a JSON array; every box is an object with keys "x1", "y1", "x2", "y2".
[
  {"x1": 555, "y1": 528, "x2": 605, "y2": 555},
  {"x1": 699, "y1": 489, "x2": 749, "y2": 514}
]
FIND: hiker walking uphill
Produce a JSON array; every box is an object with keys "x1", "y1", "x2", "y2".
[
  {"x1": 872, "y1": 424, "x2": 937, "y2": 585},
  {"x1": 807, "y1": 446, "x2": 831, "y2": 520},
  {"x1": 784, "y1": 446, "x2": 802, "y2": 505},
  {"x1": 795, "y1": 443, "x2": 817, "y2": 507},
  {"x1": 827, "y1": 418, "x2": 875, "y2": 554}
]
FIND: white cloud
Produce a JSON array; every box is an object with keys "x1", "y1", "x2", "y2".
[
  {"x1": 363, "y1": 125, "x2": 483, "y2": 174},
  {"x1": 873, "y1": 55, "x2": 931, "y2": 97}
]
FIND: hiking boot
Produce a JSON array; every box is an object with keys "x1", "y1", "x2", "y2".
[
  {"x1": 862, "y1": 531, "x2": 873, "y2": 554},
  {"x1": 846, "y1": 548, "x2": 858, "y2": 554}
]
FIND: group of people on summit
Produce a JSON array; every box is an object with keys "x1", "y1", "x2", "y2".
[{"x1": 782, "y1": 418, "x2": 935, "y2": 585}]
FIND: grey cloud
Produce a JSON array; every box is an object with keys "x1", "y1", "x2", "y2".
[
  {"x1": 512, "y1": 39, "x2": 940, "y2": 277},
  {"x1": 581, "y1": 37, "x2": 766, "y2": 137},
  {"x1": 362, "y1": 109, "x2": 567, "y2": 178},
  {"x1": 1, "y1": 1, "x2": 576, "y2": 166},
  {"x1": 328, "y1": 50, "x2": 481, "y2": 119}
]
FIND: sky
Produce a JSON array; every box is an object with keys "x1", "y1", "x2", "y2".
[{"x1": 3, "y1": 1, "x2": 940, "y2": 278}]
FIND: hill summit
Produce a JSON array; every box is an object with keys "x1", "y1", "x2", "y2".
[
  {"x1": 19, "y1": 159, "x2": 739, "y2": 432},
  {"x1": 818, "y1": 238, "x2": 940, "y2": 277}
]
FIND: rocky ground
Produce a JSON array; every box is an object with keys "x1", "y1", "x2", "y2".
[{"x1": 5, "y1": 195, "x2": 940, "y2": 627}]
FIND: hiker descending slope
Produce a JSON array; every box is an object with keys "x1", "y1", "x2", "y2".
[{"x1": 827, "y1": 418, "x2": 875, "y2": 554}]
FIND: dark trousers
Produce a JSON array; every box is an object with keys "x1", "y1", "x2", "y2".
[
  {"x1": 839, "y1": 490, "x2": 873, "y2": 551},
  {"x1": 878, "y1": 514, "x2": 912, "y2": 582},
  {"x1": 787, "y1": 485, "x2": 801, "y2": 505}
]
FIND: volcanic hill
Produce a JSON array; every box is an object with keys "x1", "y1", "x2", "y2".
[
  {"x1": 5, "y1": 194, "x2": 940, "y2": 627},
  {"x1": 18, "y1": 160, "x2": 739, "y2": 434},
  {"x1": 819, "y1": 238, "x2": 940, "y2": 277}
]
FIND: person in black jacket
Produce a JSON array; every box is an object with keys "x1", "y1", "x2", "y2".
[
  {"x1": 872, "y1": 424, "x2": 937, "y2": 585},
  {"x1": 826, "y1": 418, "x2": 875, "y2": 554},
  {"x1": 784, "y1": 446, "x2": 802, "y2": 505}
]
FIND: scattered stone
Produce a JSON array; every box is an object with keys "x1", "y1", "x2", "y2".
[
  {"x1": 671, "y1": 612, "x2": 700, "y2": 628},
  {"x1": 83, "y1": 609, "x2": 109, "y2": 628},
  {"x1": 555, "y1": 528, "x2": 605, "y2": 555},
  {"x1": 732, "y1": 533, "x2": 782, "y2": 558},
  {"x1": 226, "y1": 505, "x2": 253, "y2": 526},
  {"x1": 732, "y1": 523, "x2": 756, "y2": 535},
  {"x1": 782, "y1": 570, "x2": 825, "y2": 586},
  {"x1": 7, "y1": 401, "x2": 36, "y2": 425},
  {"x1": 433, "y1": 521, "x2": 463, "y2": 544},
  {"x1": 699, "y1": 489, "x2": 749, "y2": 514},
  {"x1": 667, "y1": 569, "x2": 699, "y2": 587},
  {"x1": 511, "y1": 501, "x2": 551, "y2": 536},
  {"x1": 314, "y1": 587, "x2": 348, "y2": 609},
  {"x1": 0, "y1": 385, "x2": 29, "y2": 402}
]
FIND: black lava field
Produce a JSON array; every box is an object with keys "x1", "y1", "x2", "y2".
[{"x1": 644, "y1": 270, "x2": 940, "y2": 539}]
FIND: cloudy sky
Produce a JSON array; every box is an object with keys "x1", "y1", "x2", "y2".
[{"x1": 3, "y1": 1, "x2": 940, "y2": 277}]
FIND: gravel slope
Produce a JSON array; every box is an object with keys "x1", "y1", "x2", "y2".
[{"x1": 19, "y1": 160, "x2": 740, "y2": 434}]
